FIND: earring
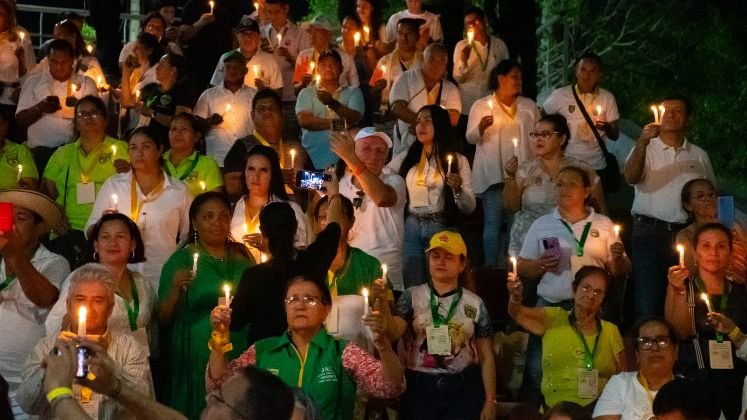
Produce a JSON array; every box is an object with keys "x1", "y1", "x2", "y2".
[
  {"x1": 193, "y1": 227, "x2": 198, "y2": 244},
  {"x1": 130, "y1": 250, "x2": 135, "y2": 261},
  {"x1": 92, "y1": 251, "x2": 98, "y2": 261}
]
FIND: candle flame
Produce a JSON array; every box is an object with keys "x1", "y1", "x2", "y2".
[
  {"x1": 381, "y1": 64, "x2": 386, "y2": 73},
  {"x1": 18, "y1": 31, "x2": 25, "y2": 42},
  {"x1": 676, "y1": 244, "x2": 684, "y2": 253},
  {"x1": 595, "y1": 105, "x2": 602, "y2": 116},
  {"x1": 199, "y1": 181, "x2": 207, "y2": 192},
  {"x1": 488, "y1": 100, "x2": 494, "y2": 110},
  {"x1": 224, "y1": 284, "x2": 231, "y2": 296},
  {"x1": 243, "y1": 222, "x2": 249, "y2": 233},
  {"x1": 253, "y1": 65, "x2": 261, "y2": 77},
  {"x1": 363, "y1": 26, "x2": 370, "y2": 35},
  {"x1": 260, "y1": 254, "x2": 268, "y2": 262},
  {"x1": 194, "y1": 252, "x2": 199, "y2": 259},
  {"x1": 17, "y1": 164, "x2": 22, "y2": 173},
  {"x1": 290, "y1": 148, "x2": 296, "y2": 157},
  {"x1": 78, "y1": 306, "x2": 87, "y2": 322},
  {"x1": 309, "y1": 61, "x2": 315, "y2": 72},
  {"x1": 86, "y1": 44, "x2": 93, "y2": 54},
  {"x1": 225, "y1": 104, "x2": 231, "y2": 113},
  {"x1": 658, "y1": 104, "x2": 666, "y2": 120},
  {"x1": 512, "y1": 138, "x2": 518, "y2": 148},
  {"x1": 111, "y1": 145, "x2": 117, "y2": 155},
  {"x1": 467, "y1": 28, "x2": 474, "y2": 43},
  {"x1": 447, "y1": 154, "x2": 453, "y2": 162},
  {"x1": 361, "y1": 287, "x2": 369, "y2": 298},
  {"x1": 111, "y1": 193, "x2": 118, "y2": 205},
  {"x1": 613, "y1": 224, "x2": 620, "y2": 234},
  {"x1": 354, "y1": 32, "x2": 361, "y2": 45}
]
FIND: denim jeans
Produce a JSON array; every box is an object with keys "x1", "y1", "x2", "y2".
[
  {"x1": 403, "y1": 214, "x2": 446, "y2": 289},
  {"x1": 399, "y1": 367, "x2": 484, "y2": 420},
  {"x1": 631, "y1": 218, "x2": 682, "y2": 318},
  {"x1": 480, "y1": 183, "x2": 505, "y2": 267}
]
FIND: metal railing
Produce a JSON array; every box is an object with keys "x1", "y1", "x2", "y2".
[{"x1": 535, "y1": 15, "x2": 572, "y2": 93}]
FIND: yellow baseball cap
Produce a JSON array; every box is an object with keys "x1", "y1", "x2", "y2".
[{"x1": 425, "y1": 230, "x2": 467, "y2": 257}]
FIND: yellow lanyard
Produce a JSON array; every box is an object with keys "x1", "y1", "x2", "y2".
[
  {"x1": 326, "y1": 270, "x2": 338, "y2": 300},
  {"x1": 77, "y1": 142, "x2": 105, "y2": 183},
  {"x1": 494, "y1": 93, "x2": 517, "y2": 124},
  {"x1": 253, "y1": 131, "x2": 285, "y2": 168},
  {"x1": 243, "y1": 197, "x2": 261, "y2": 235},
  {"x1": 130, "y1": 175, "x2": 165, "y2": 222},
  {"x1": 415, "y1": 148, "x2": 431, "y2": 186}
]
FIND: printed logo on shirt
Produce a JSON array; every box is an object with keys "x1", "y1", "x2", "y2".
[
  {"x1": 317, "y1": 366, "x2": 338, "y2": 384},
  {"x1": 186, "y1": 171, "x2": 199, "y2": 183},
  {"x1": 464, "y1": 304, "x2": 477, "y2": 320},
  {"x1": 590, "y1": 228, "x2": 599, "y2": 238},
  {"x1": 268, "y1": 368, "x2": 279, "y2": 376},
  {"x1": 160, "y1": 95, "x2": 173, "y2": 106},
  {"x1": 101, "y1": 152, "x2": 113, "y2": 164},
  {"x1": 568, "y1": 105, "x2": 576, "y2": 113},
  {"x1": 5, "y1": 152, "x2": 19, "y2": 166}
]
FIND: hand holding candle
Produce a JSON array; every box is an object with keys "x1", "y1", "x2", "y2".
[
  {"x1": 78, "y1": 306, "x2": 87, "y2": 337},
  {"x1": 223, "y1": 284, "x2": 232, "y2": 307},
  {"x1": 362, "y1": 288, "x2": 370, "y2": 315},
  {"x1": 613, "y1": 224, "x2": 621, "y2": 242},
  {"x1": 510, "y1": 256, "x2": 517, "y2": 276},
  {"x1": 290, "y1": 148, "x2": 296, "y2": 168},
  {"x1": 700, "y1": 293, "x2": 713, "y2": 313},
  {"x1": 676, "y1": 244, "x2": 685, "y2": 268},
  {"x1": 354, "y1": 32, "x2": 361, "y2": 47},
  {"x1": 446, "y1": 154, "x2": 453, "y2": 175}
]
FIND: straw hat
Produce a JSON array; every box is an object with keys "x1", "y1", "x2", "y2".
[{"x1": 0, "y1": 189, "x2": 67, "y2": 235}]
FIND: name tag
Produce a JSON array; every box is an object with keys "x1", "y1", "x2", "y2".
[
  {"x1": 577, "y1": 368, "x2": 599, "y2": 399},
  {"x1": 426, "y1": 325, "x2": 451, "y2": 356},
  {"x1": 76, "y1": 182, "x2": 96, "y2": 204},
  {"x1": 708, "y1": 340, "x2": 734, "y2": 369}
]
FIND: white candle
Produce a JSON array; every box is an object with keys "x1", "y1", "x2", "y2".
[
  {"x1": 223, "y1": 284, "x2": 231, "y2": 306},
  {"x1": 276, "y1": 33, "x2": 282, "y2": 46},
  {"x1": 260, "y1": 253, "x2": 267, "y2": 263},
  {"x1": 110, "y1": 193, "x2": 118, "y2": 208},
  {"x1": 363, "y1": 26, "x2": 370, "y2": 42},
  {"x1": 651, "y1": 105, "x2": 659, "y2": 124},
  {"x1": 18, "y1": 31, "x2": 25, "y2": 43},
  {"x1": 209, "y1": 0, "x2": 215, "y2": 14},
  {"x1": 381, "y1": 264, "x2": 387, "y2": 283},
  {"x1": 700, "y1": 293, "x2": 713, "y2": 313},
  {"x1": 446, "y1": 154, "x2": 453, "y2": 175},
  {"x1": 353, "y1": 32, "x2": 361, "y2": 47},
  {"x1": 362, "y1": 288, "x2": 369, "y2": 315},
  {"x1": 512, "y1": 138, "x2": 518, "y2": 156},
  {"x1": 77, "y1": 306, "x2": 87, "y2": 337},
  {"x1": 290, "y1": 148, "x2": 296, "y2": 168},
  {"x1": 676, "y1": 244, "x2": 685, "y2": 268},
  {"x1": 467, "y1": 28, "x2": 474, "y2": 44},
  {"x1": 16, "y1": 164, "x2": 22, "y2": 182},
  {"x1": 111, "y1": 145, "x2": 117, "y2": 159},
  {"x1": 192, "y1": 252, "x2": 199, "y2": 273},
  {"x1": 658, "y1": 105, "x2": 666, "y2": 122},
  {"x1": 613, "y1": 224, "x2": 621, "y2": 242},
  {"x1": 199, "y1": 181, "x2": 207, "y2": 192},
  {"x1": 510, "y1": 256, "x2": 517, "y2": 276}
]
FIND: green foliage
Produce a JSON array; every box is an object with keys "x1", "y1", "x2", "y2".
[{"x1": 81, "y1": 22, "x2": 97, "y2": 46}]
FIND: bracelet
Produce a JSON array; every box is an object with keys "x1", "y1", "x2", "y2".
[
  {"x1": 50, "y1": 394, "x2": 74, "y2": 410},
  {"x1": 729, "y1": 326, "x2": 743, "y2": 341},
  {"x1": 46, "y1": 387, "x2": 73, "y2": 404},
  {"x1": 208, "y1": 331, "x2": 233, "y2": 353}
]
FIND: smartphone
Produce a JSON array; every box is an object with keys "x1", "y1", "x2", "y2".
[
  {"x1": 75, "y1": 346, "x2": 90, "y2": 379},
  {"x1": 45, "y1": 95, "x2": 60, "y2": 106},
  {"x1": 295, "y1": 170, "x2": 332, "y2": 191},
  {"x1": 542, "y1": 237, "x2": 561, "y2": 259},
  {"x1": 331, "y1": 118, "x2": 347, "y2": 132},
  {"x1": 718, "y1": 195, "x2": 735, "y2": 229},
  {"x1": 0, "y1": 202, "x2": 12, "y2": 233}
]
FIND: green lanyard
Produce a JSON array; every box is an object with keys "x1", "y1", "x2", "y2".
[
  {"x1": 165, "y1": 154, "x2": 200, "y2": 181},
  {"x1": 0, "y1": 275, "x2": 15, "y2": 292},
  {"x1": 116, "y1": 272, "x2": 140, "y2": 331},
  {"x1": 470, "y1": 37, "x2": 491, "y2": 72},
  {"x1": 561, "y1": 221, "x2": 592, "y2": 257},
  {"x1": 429, "y1": 283, "x2": 463, "y2": 326},
  {"x1": 694, "y1": 276, "x2": 729, "y2": 342},
  {"x1": 569, "y1": 312, "x2": 602, "y2": 370}
]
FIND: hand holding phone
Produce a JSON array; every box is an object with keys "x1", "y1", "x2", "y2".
[
  {"x1": 295, "y1": 170, "x2": 332, "y2": 191},
  {"x1": 0, "y1": 202, "x2": 12, "y2": 233}
]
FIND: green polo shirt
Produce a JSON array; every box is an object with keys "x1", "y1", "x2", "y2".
[
  {"x1": 254, "y1": 329, "x2": 356, "y2": 420},
  {"x1": 329, "y1": 247, "x2": 389, "y2": 297},
  {"x1": 163, "y1": 150, "x2": 223, "y2": 197},
  {"x1": 0, "y1": 140, "x2": 38, "y2": 189},
  {"x1": 43, "y1": 136, "x2": 130, "y2": 231}
]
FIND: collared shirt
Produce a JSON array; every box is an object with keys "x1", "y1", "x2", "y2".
[
  {"x1": 628, "y1": 137, "x2": 715, "y2": 223},
  {"x1": 370, "y1": 49, "x2": 423, "y2": 106},
  {"x1": 0, "y1": 140, "x2": 38, "y2": 189},
  {"x1": 388, "y1": 151, "x2": 476, "y2": 216},
  {"x1": 30, "y1": 55, "x2": 106, "y2": 91},
  {"x1": 520, "y1": 207, "x2": 618, "y2": 303},
  {"x1": 17, "y1": 332, "x2": 152, "y2": 419},
  {"x1": 593, "y1": 372, "x2": 659, "y2": 420},
  {"x1": 385, "y1": 9, "x2": 443, "y2": 43},
  {"x1": 0, "y1": 31, "x2": 36, "y2": 105},
  {"x1": 0, "y1": 245, "x2": 70, "y2": 387},
  {"x1": 209, "y1": 48, "x2": 283, "y2": 91},
  {"x1": 389, "y1": 69, "x2": 461, "y2": 154},
  {"x1": 193, "y1": 83, "x2": 257, "y2": 166},
  {"x1": 452, "y1": 36, "x2": 509, "y2": 113},
  {"x1": 43, "y1": 136, "x2": 130, "y2": 231},
  {"x1": 293, "y1": 47, "x2": 359, "y2": 88},
  {"x1": 543, "y1": 85, "x2": 620, "y2": 169},
  {"x1": 163, "y1": 150, "x2": 224, "y2": 197},
  {"x1": 296, "y1": 84, "x2": 365, "y2": 168},
  {"x1": 340, "y1": 169, "x2": 407, "y2": 291},
  {"x1": 16, "y1": 71, "x2": 99, "y2": 148},
  {"x1": 262, "y1": 22, "x2": 312, "y2": 100},
  {"x1": 85, "y1": 171, "x2": 192, "y2": 291},
  {"x1": 466, "y1": 95, "x2": 540, "y2": 193}
]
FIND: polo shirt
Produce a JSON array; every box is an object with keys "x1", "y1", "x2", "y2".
[
  {"x1": 385, "y1": 9, "x2": 443, "y2": 44},
  {"x1": 163, "y1": 150, "x2": 224, "y2": 197},
  {"x1": 0, "y1": 141, "x2": 38, "y2": 189},
  {"x1": 43, "y1": 136, "x2": 130, "y2": 231},
  {"x1": 328, "y1": 246, "x2": 384, "y2": 297},
  {"x1": 209, "y1": 48, "x2": 283, "y2": 91},
  {"x1": 452, "y1": 36, "x2": 509, "y2": 113},
  {"x1": 370, "y1": 50, "x2": 422, "y2": 106},
  {"x1": 293, "y1": 47, "x2": 359, "y2": 88}
]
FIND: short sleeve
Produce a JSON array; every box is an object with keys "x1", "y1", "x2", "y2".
[
  {"x1": 389, "y1": 73, "x2": 409, "y2": 105},
  {"x1": 201, "y1": 156, "x2": 225, "y2": 190},
  {"x1": 344, "y1": 88, "x2": 365, "y2": 114},
  {"x1": 295, "y1": 87, "x2": 314, "y2": 115},
  {"x1": 519, "y1": 219, "x2": 543, "y2": 260},
  {"x1": 592, "y1": 373, "x2": 625, "y2": 417},
  {"x1": 42, "y1": 146, "x2": 69, "y2": 191},
  {"x1": 442, "y1": 83, "x2": 462, "y2": 114},
  {"x1": 193, "y1": 91, "x2": 211, "y2": 118},
  {"x1": 17, "y1": 145, "x2": 39, "y2": 179},
  {"x1": 210, "y1": 55, "x2": 226, "y2": 87},
  {"x1": 394, "y1": 288, "x2": 414, "y2": 322},
  {"x1": 542, "y1": 90, "x2": 561, "y2": 115},
  {"x1": 474, "y1": 299, "x2": 493, "y2": 338}
]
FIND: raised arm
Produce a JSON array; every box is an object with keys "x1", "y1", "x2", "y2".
[
  {"x1": 624, "y1": 123, "x2": 658, "y2": 185},
  {"x1": 506, "y1": 272, "x2": 547, "y2": 336}
]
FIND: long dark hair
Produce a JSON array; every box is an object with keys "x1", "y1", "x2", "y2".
[
  {"x1": 54, "y1": 19, "x2": 86, "y2": 57},
  {"x1": 87, "y1": 213, "x2": 146, "y2": 263},
  {"x1": 241, "y1": 145, "x2": 289, "y2": 201},
  {"x1": 137, "y1": 32, "x2": 164, "y2": 67},
  {"x1": 186, "y1": 191, "x2": 252, "y2": 259},
  {"x1": 398, "y1": 105, "x2": 461, "y2": 225},
  {"x1": 259, "y1": 201, "x2": 297, "y2": 262}
]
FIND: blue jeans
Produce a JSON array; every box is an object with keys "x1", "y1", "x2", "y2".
[
  {"x1": 399, "y1": 367, "x2": 484, "y2": 420},
  {"x1": 631, "y1": 218, "x2": 682, "y2": 318},
  {"x1": 403, "y1": 214, "x2": 446, "y2": 289},
  {"x1": 480, "y1": 183, "x2": 505, "y2": 267}
]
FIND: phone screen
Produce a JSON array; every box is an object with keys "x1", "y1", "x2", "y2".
[
  {"x1": 295, "y1": 170, "x2": 332, "y2": 190},
  {"x1": 0, "y1": 202, "x2": 13, "y2": 233}
]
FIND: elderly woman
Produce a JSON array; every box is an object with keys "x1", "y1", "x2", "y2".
[
  {"x1": 677, "y1": 178, "x2": 746, "y2": 284},
  {"x1": 593, "y1": 317, "x2": 678, "y2": 420},
  {"x1": 16, "y1": 263, "x2": 152, "y2": 419},
  {"x1": 387, "y1": 231, "x2": 497, "y2": 420},
  {"x1": 164, "y1": 112, "x2": 223, "y2": 197},
  {"x1": 665, "y1": 222, "x2": 747, "y2": 419},
  {"x1": 0, "y1": 189, "x2": 70, "y2": 418},
  {"x1": 158, "y1": 191, "x2": 254, "y2": 419},
  {"x1": 508, "y1": 266, "x2": 624, "y2": 409},
  {"x1": 208, "y1": 274, "x2": 405, "y2": 420}
]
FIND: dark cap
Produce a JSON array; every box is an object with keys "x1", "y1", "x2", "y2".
[{"x1": 235, "y1": 16, "x2": 260, "y2": 34}]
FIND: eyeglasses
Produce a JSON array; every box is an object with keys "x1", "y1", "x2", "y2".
[
  {"x1": 529, "y1": 131, "x2": 561, "y2": 140},
  {"x1": 636, "y1": 335, "x2": 673, "y2": 350},
  {"x1": 579, "y1": 284, "x2": 604, "y2": 298},
  {"x1": 284, "y1": 295, "x2": 323, "y2": 307},
  {"x1": 690, "y1": 190, "x2": 717, "y2": 201},
  {"x1": 76, "y1": 111, "x2": 102, "y2": 119},
  {"x1": 206, "y1": 387, "x2": 247, "y2": 419}
]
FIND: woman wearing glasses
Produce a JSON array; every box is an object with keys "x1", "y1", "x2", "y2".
[
  {"x1": 207, "y1": 275, "x2": 405, "y2": 420},
  {"x1": 504, "y1": 114, "x2": 606, "y2": 259},
  {"x1": 665, "y1": 222, "x2": 747, "y2": 419},
  {"x1": 593, "y1": 317, "x2": 678, "y2": 420},
  {"x1": 508, "y1": 266, "x2": 624, "y2": 410}
]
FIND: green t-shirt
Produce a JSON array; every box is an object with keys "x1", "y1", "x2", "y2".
[
  {"x1": 328, "y1": 246, "x2": 388, "y2": 297},
  {"x1": 43, "y1": 136, "x2": 130, "y2": 231},
  {"x1": 163, "y1": 150, "x2": 224, "y2": 197},
  {"x1": 0, "y1": 140, "x2": 38, "y2": 189}
]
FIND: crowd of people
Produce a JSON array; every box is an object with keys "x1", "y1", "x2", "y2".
[{"x1": 0, "y1": 0, "x2": 745, "y2": 419}]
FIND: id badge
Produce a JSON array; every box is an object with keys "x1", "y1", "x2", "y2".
[
  {"x1": 577, "y1": 368, "x2": 599, "y2": 399},
  {"x1": 76, "y1": 182, "x2": 96, "y2": 204},
  {"x1": 426, "y1": 325, "x2": 451, "y2": 356},
  {"x1": 708, "y1": 340, "x2": 734, "y2": 369},
  {"x1": 411, "y1": 185, "x2": 429, "y2": 208}
]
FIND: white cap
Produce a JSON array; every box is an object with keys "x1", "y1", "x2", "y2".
[{"x1": 353, "y1": 127, "x2": 393, "y2": 149}]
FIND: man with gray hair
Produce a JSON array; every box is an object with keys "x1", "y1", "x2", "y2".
[{"x1": 16, "y1": 263, "x2": 152, "y2": 420}]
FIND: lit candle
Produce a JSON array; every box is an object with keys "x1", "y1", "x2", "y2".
[
  {"x1": 224, "y1": 103, "x2": 231, "y2": 114},
  {"x1": 381, "y1": 264, "x2": 387, "y2": 283},
  {"x1": 363, "y1": 25, "x2": 370, "y2": 42},
  {"x1": 446, "y1": 154, "x2": 453, "y2": 175},
  {"x1": 254, "y1": 1, "x2": 259, "y2": 10},
  {"x1": 97, "y1": 75, "x2": 103, "y2": 89},
  {"x1": 209, "y1": 0, "x2": 215, "y2": 14},
  {"x1": 595, "y1": 105, "x2": 602, "y2": 120},
  {"x1": 71, "y1": 84, "x2": 78, "y2": 94},
  {"x1": 223, "y1": 284, "x2": 231, "y2": 306},
  {"x1": 252, "y1": 65, "x2": 261, "y2": 78},
  {"x1": 308, "y1": 61, "x2": 315, "y2": 75},
  {"x1": 700, "y1": 293, "x2": 713, "y2": 313},
  {"x1": 314, "y1": 74, "x2": 321, "y2": 87},
  {"x1": 510, "y1": 256, "x2": 517, "y2": 276},
  {"x1": 488, "y1": 99, "x2": 494, "y2": 110},
  {"x1": 613, "y1": 224, "x2": 621, "y2": 242},
  {"x1": 77, "y1": 306, "x2": 87, "y2": 337},
  {"x1": 354, "y1": 32, "x2": 361, "y2": 47},
  {"x1": 199, "y1": 181, "x2": 207, "y2": 192},
  {"x1": 362, "y1": 287, "x2": 369, "y2": 315},
  {"x1": 111, "y1": 145, "x2": 117, "y2": 158},
  {"x1": 512, "y1": 138, "x2": 518, "y2": 156},
  {"x1": 260, "y1": 253, "x2": 268, "y2": 263},
  {"x1": 135, "y1": 89, "x2": 141, "y2": 102},
  {"x1": 676, "y1": 244, "x2": 685, "y2": 268},
  {"x1": 276, "y1": 33, "x2": 282, "y2": 46},
  {"x1": 18, "y1": 31, "x2": 24, "y2": 43},
  {"x1": 86, "y1": 44, "x2": 93, "y2": 54},
  {"x1": 658, "y1": 104, "x2": 666, "y2": 122},
  {"x1": 110, "y1": 193, "x2": 118, "y2": 208},
  {"x1": 467, "y1": 28, "x2": 474, "y2": 44},
  {"x1": 243, "y1": 222, "x2": 249, "y2": 234},
  {"x1": 16, "y1": 164, "x2": 22, "y2": 182},
  {"x1": 651, "y1": 105, "x2": 659, "y2": 124},
  {"x1": 290, "y1": 148, "x2": 296, "y2": 168},
  {"x1": 192, "y1": 252, "x2": 199, "y2": 273}
]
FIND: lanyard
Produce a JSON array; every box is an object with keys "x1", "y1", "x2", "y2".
[
  {"x1": 494, "y1": 93, "x2": 516, "y2": 123},
  {"x1": 165, "y1": 153, "x2": 200, "y2": 181},
  {"x1": 77, "y1": 142, "x2": 105, "y2": 183},
  {"x1": 116, "y1": 272, "x2": 140, "y2": 331},
  {"x1": 429, "y1": 283, "x2": 463, "y2": 326},
  {"x1": 470, "y1": 36, "x2": 491, "y2": 72},
  {"x1": 561, "y1": 220, "x2": 592, "y2": 257},
  {"x1": 573, "y1": 84, "x2": 599, "y2": 114},
  {"x1": 243, "y1": 197, "x2": 261, "y2": 236},
  {"x1": 130, "y1": 175, "x2": 165, "y2": 222},
  {"x1": 694, "y1": 276, "x2": 729, "y2": 342},
  {"x1": 253, "y1": 131, "x2": 285, "y2": 168},
  {"x1": 569, "y1": 311, "x2": 602, "y2": 370},
  {"x1": 0, "y1": 273, "x2": 14, "y2": 292},
  {"x1": 637, "y1": 371, "x2": 655, "y2": 407}
]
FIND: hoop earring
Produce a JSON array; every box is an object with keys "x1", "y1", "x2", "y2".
[{"x1": 92, "y1": 251, "x2": 98, "y2": 261}]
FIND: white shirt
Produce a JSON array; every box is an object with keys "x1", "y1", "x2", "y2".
[
  {"x1": 385, "y1": 9, "x2": 443, "y2": 44},
  {"x1": 628, "y1": 137, "x2": 715, "y2": 223},
  {"x1": 340, "y1": 169, "x2": 407, "y2": 291},
  {"x1": 294, "y1": 46, "x2": 359, "y2": 88},
  {"x1": 542, "y1": 85, "x2": 620, "y2": 169},
  {"x1": 593, "y1": 372, "x2": 657, "y2": 420},
  {"x1": 0, "y1": 31, "x2": 36, "y2": 105},
  {"x1": 16, "y1": 71, "x2": 98, "y2": 148},
  {"x1": 466, "y1": 95, "x2": 539, "y2": 193},
  {"x1": 389, "y1": 69, "x2": 461, "y2": 154},
  {"x1": 520, "y1": 207, "x2": 617, "y2": 303},
  {"x1": 452, "y1": 36, "x2": 509, "y2": 113},
  {"x1": 389, "y1": 151, "x2": 476, "y2": 216},
  {"x1": 30, "y1": 55, "x2": 106, "y2": 90},
  {"x1": 262, "y1": 22, "x2": 312, "y2": 100},
  {"x1": 85, "y1": 171, "x2": 193, "y2": 292},
  {"x1": 0, "y1": 245, "x2": 69, "y2": 387},
  {"x1": 209, "y1": 48, "x2": 283, "y2": 91},
  {"x1": 372, "y1": 50, "x2": 421, "y2": 106},
  {"x1": 193, "y1": 84, "x2": 257, "y2": 166}
]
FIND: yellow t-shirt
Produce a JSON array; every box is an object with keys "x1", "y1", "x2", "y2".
[
  {"x1": 162, "y1": 150, "x2": 223, "y2": 197},
  {"x1": 0, "y1": 140, "x2": 38, "y2": 189}
]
